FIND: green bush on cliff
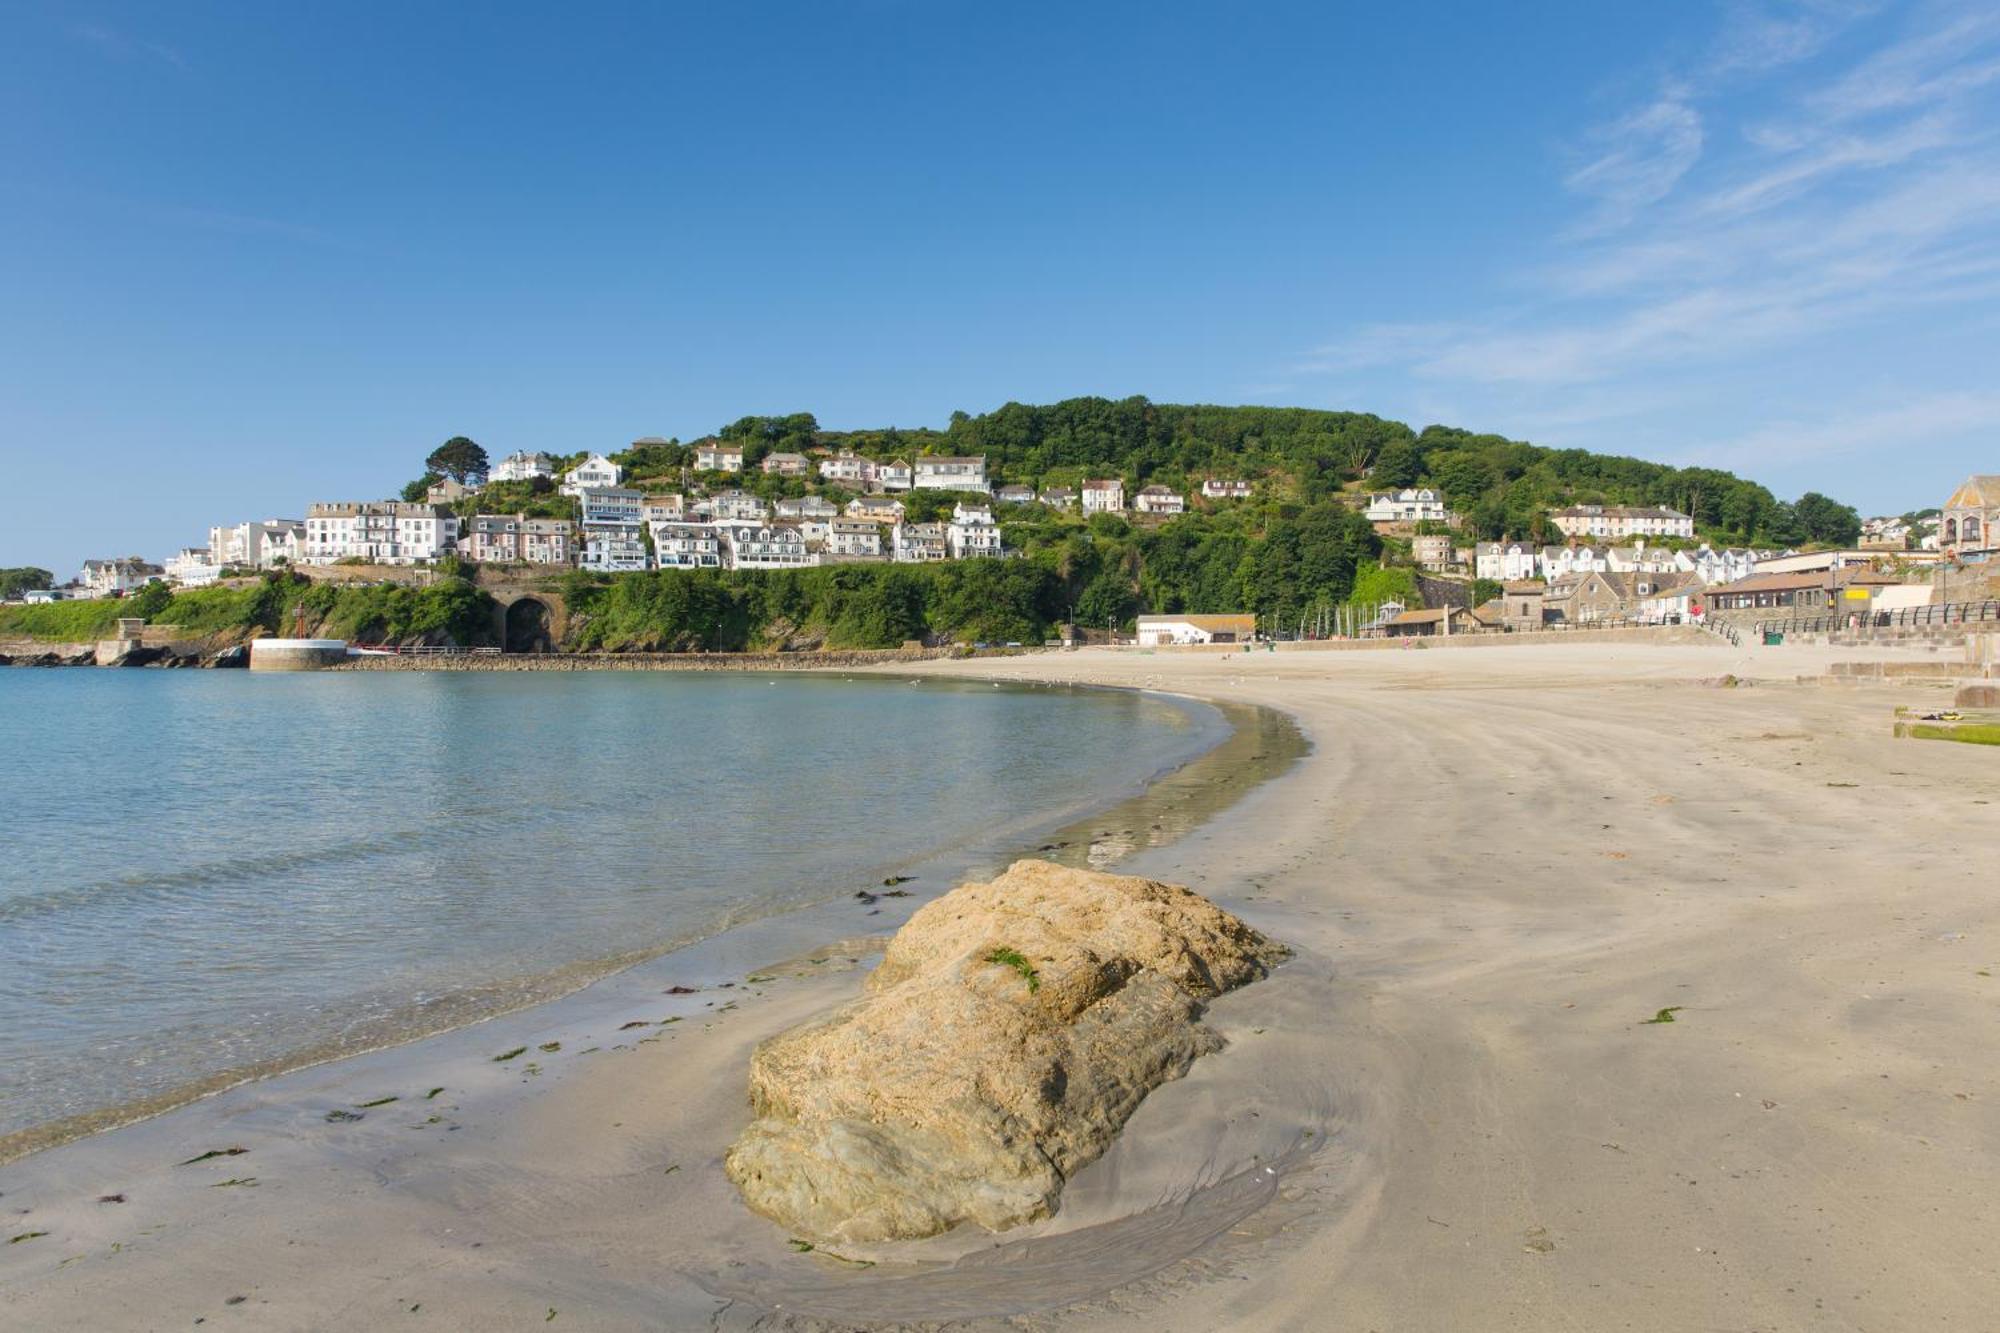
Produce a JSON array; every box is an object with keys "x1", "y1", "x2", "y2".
[{"x1": 0, "y1": 573, "x2": 495, "y2": 647}]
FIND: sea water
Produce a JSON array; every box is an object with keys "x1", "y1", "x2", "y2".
[{"x1": 0, "y1": 669, "x2": 1218, "y2": 1143}]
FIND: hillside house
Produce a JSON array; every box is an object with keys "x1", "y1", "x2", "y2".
[
  {"x1": 913, "y1": 456, "x2": 988, "y2": 492},
  {"x1": 651, "y1": 521, "x2": 722, "y2": 569},
  {"x1": 1134, "y1": 485, "x2": 1185, "y2": 515},
  {"x1": 467, "y1": 514, "x2": 575, "y2": 565},
  {"x1": 1412, "y1": 533, "x2": 1455, "y2": 572},
  {"x1": 995, "y1": 484, "x2": 1037, "y2": 505},
  {"x1": 559, "y1": 454, "x2": 622, "y2": 496},
  {"x1": 892, "y1": 522, "x2": 949, "y2": 563},
  {"x1": 579, "y1": 487, "x2": 648, "y2": 572},
  {"x1": 304, "y1": 502, "x2": 459, "y2": 565},
  {"x1": 948, "y1": 504, "x2": 1003, "y2": 558},
  {"x1": 80, "y1": 558, "x2": 163, "y2": 595},
  {"x1": 1474, "y1": 541, "x2": 1540, "y2": 582},
  {"x1": 876, "y1": 459, "x2": 914, "y2": 492},
  {"x1": 761, "y1": 452, "x2": 811, "y2": 478},
  {"x1": 1039, "y1": 486, "x2": 1077, "y2": 510},
  {"x1": 826, "y1": 518, "x2": 886, "y2": 560},
  {"x1": 694, "y1": 442, "x2": 744, "y2": 473},
  {"x1": 717, "y1": 521, "x2": 811, "y2": 570},
  {"x1": 846, "y1": 494, "x2": 905, "y2": 521},
  {"x1": 491, "y1": 451, "x2": 556, "y2": 483},
  {"x1": 1081, "y1": 479, "x2": 1125, "y2": 513},
  {"x1": 1201, "y1": 478, "x2": 1253, "y2": 500},
  {"x1": 776, "y1": 495, "x2": 838, "y2": 521},
  {"x1": 1549, "y1": 504, "x2": 1694, "y2": 540},
  {"x1": 819, "y1": 452, "x2": 875, "y2": 486},
  {"x1": 1364, "y1": 488, "x2": 1449, "y2": 524}
]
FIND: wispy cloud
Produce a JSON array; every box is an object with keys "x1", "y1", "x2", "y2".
[
  {"x1": 1689, "y1": 390, "x2": 2000, "y2": 468},
  {"x1": 1292, "y1": 0, "x2": 2000, "y2": 490},
  {"x1": 72, "y1": 22, "x2": 187, "y2": 70}
]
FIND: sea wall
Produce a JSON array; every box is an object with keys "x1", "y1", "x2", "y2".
[{"x1": 331, "y1": 647, "x2": 986, "y2": 672}]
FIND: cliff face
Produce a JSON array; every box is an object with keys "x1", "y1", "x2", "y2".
[{"x1": 724, "y1": 859, "x2": 1286, "y2": 1244}]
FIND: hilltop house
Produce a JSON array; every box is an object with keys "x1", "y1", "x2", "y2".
[
  {"x1": 1134, "y1": 614, "x2": 1255, "y2": 646},
  {"x1": 818, "y1": 452, "x2": 875, "y2": 487},
  {"x1": 491, "y1": 451, "x2": 556, "y2": 483},
  {"x1": 1364, "y1": 488, "x2": 1449, "y2": 525},
  {"x1": 304, "y1": 502, "x2": 459, "y2": 565},
  {"x1": 208, "y1": 519, "x2": 304, "y2": 570},
  {"x1": 761, "y1": 452, "x2": 811, "y2": 478},
  {"x1": 1081, "y1": 479, "x2": 1125, "y2": 514},
  {"x1": 875, "y1": 459, "x2": 913, "y2": 492},
  {"x1": 695, "y1": 442, "x2": 745, "y2": 473},
  {"x1": 651, "y1": 521, "x2": 722, "y2": 569},
  {"x1": 1201, "y1": 478, "x2": 1253, "y2": 500},
  {"x1": 425, "y1": 476, "x2": 478, "y2": 504},
  {"x1": 560, "y1": 453, "x2": 623, "y2": 496},
  {"x1": 1942, "y1": 475, "x2": 1999, "y2": 554},
  {"x1": 80, "y1": 558, "x2": 163, "y2": 596},
  {"x1": 1134, "y1": 485, "x2": 1185, "y2": 515},
  {"x1": 913, "y1": 456, "x2": 988, "y2": 492},
  {"x1": 1549, "y1": 504, "x2": 1694, "y2": 540}
]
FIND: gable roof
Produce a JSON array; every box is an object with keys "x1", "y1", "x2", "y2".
[{"x1": 1946, "y1": 475, "x2": 2000, "y2": 508}]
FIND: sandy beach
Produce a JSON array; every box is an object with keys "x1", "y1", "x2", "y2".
[{"x1": 4, "y1": 634, "x2": 1998, "y2": 1330}]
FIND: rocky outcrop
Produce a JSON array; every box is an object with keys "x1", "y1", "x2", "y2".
[{"x1": 724, "y1": 859, "x2": 1286, "y2": 1244}]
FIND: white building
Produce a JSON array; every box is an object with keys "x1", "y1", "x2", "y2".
[
  {"x1": 465, "y1": 514, "x2": 575, "y2": 565},
  {"x1": 819, "y1": 451, "x2": 875, "y2": 487},
  {"x1": 716, "y1": 521, "x2": 812, "y2": 569},
  {"x1": 641, "y1": 494, "x2": 686, "y2": 524},
  {"x1": 1540, "y1": 544, "x2": 1612, "y2": 582},
  {"x1": 651, "y1": 521, "x2": 722, "y2": 569},
  {"x1": 1135, "y1": 614, "x2": 1256, "y2": 646},
  {"x1": 876, "y1": 460, "x2": 913, "y2": 492},
  {"x1": 912, "y1": 456, "x2": 988, "y2": 491},
  {"x1": 893, "y1": 521, "x2": 950, "y2": 563},
  {"x1": 695, "y1": 442, "x2": 745, "y2": 473},
  {"x1": 761, "y1": 451, "x2": 811, "y2": 477},
  {"x1": 491, "y1": 451, "x2": 557, "y2": 483},
  {"x1": 79, "y1": 559, "x2": 164, "y2": 596},
  {"x1": 826, "y1": 518, "x2": 886, "y2": 560},
  {"x1": 1039, "y1": 486, "x2": 1077, "y2": 510},
  {"x1": 560, "y1": 454, "x2": 623, "y2": 497},
  {"x1": 1134, "y1": 485, "x2": 1184, "y2": 515},
  {"x1": 696, "y1": 490, "x2": 770, "y2": 522},
  {"x1": 1474, "y1": 541, "x2": 1540, "y2": 582},
  {"x1": 209, "y1": 519, "x2": 305, "y2": 570},
  {"x1": 304, "y1": 502, "x2": 459, "y2": 565},
  {"x1": 847, "y1": 495, "x2": 905, "y2": 521},
  {"x1": 164, "y1": 548, "x2": 222, "y2": 587},
  {"x1": 1201, "y1": 478, "x2": 1253, "y2": 500},
  {"x1": 1364, "y1": 488, "x2": 1449, "y2": 524},
  {"x1": 994, "y1": 484, "x2": 1037, "y2": 505},
  {"x1": 579, "y1": 486, "x2": 648, "y2": 572},
  {"x1": 948, "y1": 503, "x2": 1003, "y2": 558},
  {"x1": 1081, "y1": 479, "x2": 1125, "y2": 513},
  {"x1": 1549, "y1": 504, "x2": 1694, "y2": 540},
  {"x1": 776, "y1": 495, "x2": 839, "y2": 521}
]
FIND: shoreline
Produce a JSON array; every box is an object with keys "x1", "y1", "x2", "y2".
[
  {"x1": 0, "y1": 682, "x2": 1294, "y2": 1168},
  {"x1": 7, "y1": 639, "x2": 2000, "y2": 1329}
]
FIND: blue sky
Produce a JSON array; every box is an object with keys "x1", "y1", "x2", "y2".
[{"x1": 3, "y1": 1, "x2": 1997, "y2": 575}]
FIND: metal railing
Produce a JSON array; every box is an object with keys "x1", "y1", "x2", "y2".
[
  {"x1": 1751, "y1": 600, "x2": 2000, "y2": 637},
  {"x1": 350, "y1": 644, "x2": 503, "y2": 656}
]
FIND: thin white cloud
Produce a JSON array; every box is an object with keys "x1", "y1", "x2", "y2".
[
  {"x1": 72, "y1": 23, "x2": 187, "y2": 69},
  {"x1": 1687, "y1": 390, "x2": 2000, "y2": 467},
  {"x1": 1563, "y1": 87, "x2": 1704, "y2": 230}
]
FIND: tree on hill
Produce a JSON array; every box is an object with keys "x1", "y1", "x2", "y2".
[
  {"x1": 1371, "y1": 439, "x2": 1422, "y2": 489},
  {"x1": 0, "y1": 567, "x2": 53, "y2": 600},
  {"x1": 1794, "y1": 491, "x2": 1861, "y2": 547},
  {"x1": 719, "y1": 414, "x2": 819, "y2": 467},
  {"x1": 426, "y1": 436, "x2": 490, "y2": 484},
  {"x1": 401, "y1": 474, "x2": 441, "y2": 502}
]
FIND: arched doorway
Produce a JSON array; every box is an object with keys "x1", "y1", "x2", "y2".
[{"x1": 504, "y1": 597, "x2": 553, "y2": 653}]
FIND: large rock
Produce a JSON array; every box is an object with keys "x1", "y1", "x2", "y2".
[{"x1": 724, "y1": 859, "x2": 1286, "y2": 1244}]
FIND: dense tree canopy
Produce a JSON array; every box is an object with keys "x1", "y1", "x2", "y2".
[{"x1": 425, "y1": 436, "x2": 490, "y2": 484}]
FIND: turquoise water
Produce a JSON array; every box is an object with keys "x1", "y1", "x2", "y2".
[{"x1": 0, "y1": 670, "x2": 1218, "y2": 1142}]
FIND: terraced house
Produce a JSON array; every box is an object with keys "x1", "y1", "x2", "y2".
[
  {"x1": 303, "y1": 502, "x2": 459, "y2": 565},
  {"x1": 465, "y1": 514, "x2": 575, "y2": 565}
]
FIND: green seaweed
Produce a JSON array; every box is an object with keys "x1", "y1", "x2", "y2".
[
  {"x1": 357, "y1": 1096, "x2": 399, "y2": 1108},
  {"x1": 424, "y1": 1087, "x2": 446, "y2": 1100},
  {"x1": 324, "y1": 1109, "x2": 364, "y2": 1124},
  {"x1": 538, "y1": 1041, "x2": 561, "y2": 1052},
  {"x1": 1641, "y1": 1007, "x2": 1685, "y2": 1025},
  {"x1": 788, "y1": 1238, "x2": 814, "y2": 1252},
  {"x1": 9, "y1": 1231, "x2": 49, "y2": 1244},
  {"x1": 177, "y1": 1147, "x2": 247, "y2": 1166},
  {"x1": 985, "y1": 946, "x2": 1041, "y2": 993},
  {"x1": 492, "y1": 1047, "x2": 528, "y2": 1062},
  {"x1": 210, "y1": 1178, "x2": 258, "y2": 1188}
]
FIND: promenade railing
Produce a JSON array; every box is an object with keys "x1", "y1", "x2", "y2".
[{"x1": 1749, "y1": 600, "x2": 2000, "y2": 637}]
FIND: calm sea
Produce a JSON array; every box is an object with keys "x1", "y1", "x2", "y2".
[{"x1": 0, "y1": 669, "x2": 1218, "y2": 1142}]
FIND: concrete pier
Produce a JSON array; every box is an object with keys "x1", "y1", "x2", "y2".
[{"x1": 248, "y1": 638, "x2": 348, "y2": 671}]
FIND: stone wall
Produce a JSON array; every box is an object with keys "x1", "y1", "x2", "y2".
[{"x1": 332, "y1": 647, "x2": 982, "y2": 672}]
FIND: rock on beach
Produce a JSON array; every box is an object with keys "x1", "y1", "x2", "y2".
[{"x1": 724, "y1": 859, "x2": 1287, "y2": 1244}]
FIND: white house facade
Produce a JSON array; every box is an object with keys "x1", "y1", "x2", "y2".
[
  {"x1": 1081, "y1": 479, "x2": 1125, "y2": 513},
  {"x1": 1364, "y1": 488, "x2": 1448, "y2": 524},
  {"x1": 912, "y1": 456, "x2": 988, "y2": 492},
  {"x1": 1134, "y1": 485, "x2": 1185, "y2": 515},
  {"x1": 560, "y1": 454, "x2": 623, "y2": 496},
  {"x1": 303, "y1": 502, "x2": 459, "y2": 565},
  {"x1": 491, "y1": 451, "x2": 557, "y2": 483}
]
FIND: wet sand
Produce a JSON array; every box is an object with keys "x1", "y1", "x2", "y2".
[{"x1": 5, "y1": 637, "x2": 1999, "y2": 1329}]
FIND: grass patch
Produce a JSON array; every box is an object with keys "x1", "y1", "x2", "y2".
[
  {"x1": 985, "y1": 946, "x2": 1041, "y2": 994},
  {"x1": 1909, "y1": 723, "x2": 2000, "y2": 746},
  {"x1": 1640, "y1": 1006, "x2": 1684, "y2": 1025}
]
